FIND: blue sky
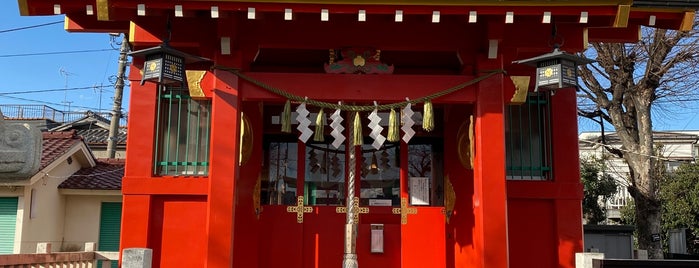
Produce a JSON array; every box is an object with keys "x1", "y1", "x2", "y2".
[
  {"x1": 1, "y1": 1, "x2": 698, "y2": 132},
  {"x1": 1, "y1": 1, "x2": 126, "y2": 115}
]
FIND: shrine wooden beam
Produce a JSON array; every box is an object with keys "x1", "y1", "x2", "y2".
[
  {"x1": 64, "y1": 15, "x2": 128, "y2": 33},
  {"x1": 236, "y1": 73, "x2": 478, "y2": 103},
  {"x1": 588, "y1": 24, "x2": 641, "y2": 43},
  {"x1": 128, "y1": 18, "x2": 217, "y2": 49}
]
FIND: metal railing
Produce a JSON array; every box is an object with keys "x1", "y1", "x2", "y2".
[
  {"x1": 0, "y1": 242, "x2": 118, "y2": 268},
  {"x1": 0, "y1": 104, "x2": 127, "y2": 126},
  {"x1": 505, "y1": 92, "x2": 553, "y2": 180}
]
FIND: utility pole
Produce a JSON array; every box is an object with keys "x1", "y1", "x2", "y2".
[{"x1": 107, "y1": 33, "x2": 129, "y2": 158}]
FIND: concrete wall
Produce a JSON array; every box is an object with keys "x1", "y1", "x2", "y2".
[{"x1": 63, "y1": 194, "x2": 122, "y2": 251}]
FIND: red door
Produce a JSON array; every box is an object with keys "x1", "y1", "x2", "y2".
[
  {"x1": 258, "y1": 112, "x2": 446, "y2": 268},
  {"x1": 400, "y1": 140, "x2": 447, "y2": 268}
]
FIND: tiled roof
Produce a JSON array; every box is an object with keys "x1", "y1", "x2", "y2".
[
  {"x1": 76, "y1": 128, "x2": 127, "y2": 145},
  {"x1": 58, "y1": 158, "x2": 124, "y2": 190},
  {"x1": 42, "y1": 131, "x2": 83, "y2": 170}
]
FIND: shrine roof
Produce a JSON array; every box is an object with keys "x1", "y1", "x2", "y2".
[{"x1": 18, "y1": 0, "x2": 694, "y2": 43}]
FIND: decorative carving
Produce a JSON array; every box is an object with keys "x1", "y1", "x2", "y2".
[
  {"x1": 239, "y1": 113, "x2": 253, "y2": 166},
  {"x1": 186, "y1": 70, "x2": 207, "y2": 100},
  {"x1": 444, "y1": 175, "x2": 455, "y2": 223},
  {"x1": 286, "y1": 196, "x2": 313, "y2": 223},
  {"x1": 253, "y1": 175, "x2": 262, "y2": 219},
  {"x1": 324, "y1": 47, "x2": 394, "y2": 74},
  {"x1": 0, "y1": 109, "x2": 41, "y2": 180},
  {"x1": 457, "y1": 118, "x2": 474, "y2": 169},
  {"x1": 392, "y1": 197, "x2": 417, "y2": 224},
  {"x1": 335, "y1": 197, "x2": 369, "y2": 223},
  {"x1": 509, "y1": 76, "x2": 531, "y2": 105}
]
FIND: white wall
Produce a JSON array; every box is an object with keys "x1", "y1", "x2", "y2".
[
  {"x1": 17, "y1": 156, "x2": 81, "y2": 253},
  {"x1": 62, "y1": 194, "x2": 121, "y2": 251}
]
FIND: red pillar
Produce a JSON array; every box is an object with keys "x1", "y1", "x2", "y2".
[
  {"x1": 551, "y1": 89, "x2": 584, "y2": 268},
  {"x1": 474, "y1": 56, "x2": 509, "y2": 268},
  {"x1": 205, "y1": 69, "x2": 241, "y2": 267},
  {"x1": 120, "y1": 65, "x2": 158, "y2": 254}
]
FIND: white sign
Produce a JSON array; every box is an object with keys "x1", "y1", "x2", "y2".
[
  {"x1": 409, "y1": 177, "x2": 430, "y2": 205},
  {"x1": 369, "y1": 199, "x2": 392, "y2": 206}
]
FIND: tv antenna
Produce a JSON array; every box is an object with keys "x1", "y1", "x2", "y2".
[{"x1": 59, "y1": 67, "x2": 76, "y2": 112}]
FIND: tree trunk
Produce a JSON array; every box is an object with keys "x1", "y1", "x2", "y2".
[
  {"x1": 631, "y1": 183, "x2": 663, "y2": 259},
  {"x1": 625, "y1": 99, "x2": 663, "y2": 259}
]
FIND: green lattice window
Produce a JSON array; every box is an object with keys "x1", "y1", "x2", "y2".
[
  {"x1": 155, "y1": 87, "x2": 211, "y2": 176},
  {"x1": 505, "y1": 92, "x2": 552, "y2": 180}
]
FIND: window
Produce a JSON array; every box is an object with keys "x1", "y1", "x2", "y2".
[
  {"x1": 306, "y1": 142, "x2": 346, "y2": 206},
  {"x1": 407, "y1": 138, "x2": 444, "y2": 206},
  {"x1": 360, "y1": 143, "x2": 399, "y2": 207},
  {"x1": 505, "y1": 92, "x2": 552, "y2": 180},
  {"x1": 154, "y1": 87, "x2": 211, "y2": 176},
  {"x1": 261, "y1": 135, "x2": 299, "y2": 205}
]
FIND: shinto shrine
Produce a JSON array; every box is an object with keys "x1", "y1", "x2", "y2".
[{"x1": 19, "y1": 0, "x2": 694, "y2": 267}]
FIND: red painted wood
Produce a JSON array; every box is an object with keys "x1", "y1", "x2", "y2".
[
  {"x1": 205, "y1": 86, "x2": 241, "y2": 267},
  {"x1": 473, "y1": 56, "x2": 509, "y2": 268},
  {"x1": 556, "y1": 199, "x2": 584, "y2": 268},
  {"x1": 550, "y1": 87, "x2": 584, "y2": 268},
  {"x1": 119, "y1": 195, "x2": 151, "y2": 256},
  {"x1": 239, "y1": 73, "x2": 477, "y2": 103},
  {"x1": 402, "y1": 208, "x2": 446, "y2": 268},
  {"x1": 506, "y1": 181, "x2": 584, "y2": 200},
  {"x1": 124, "y1": 72, "x2": 157, "y2": 178},
  {"x1": 152, "y1": 196, "x2": 208, "y2": 268},
  {"x1": 258, "y1": 206, "x2": 303, "y2": 268},
  {"x1": 122, "y1": 177, "x2": 208, "y2": 195},
  {"x1": 507, "y1": 199, "x2": 557, "y2": 268},
  {"x1": 589, "y1": 24, "x2": 642, "y2": 43},
  {"x1": 64, "y1": 15, "x2": 128, "y2": 33},
  {"x1": 357, "y1": 223, "x2": 401, "y2": 267},
  {"x1": 232, "y1": 102, "x2": 264, "y2": 268},
  {"x1": 302, "y1": 207, "x2": 345, "y2": 268},
  {"x1": 443, "y1": 105, "x2": 479, "y2": 268}
]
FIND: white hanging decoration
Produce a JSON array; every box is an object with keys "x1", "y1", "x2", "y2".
[
  {"x1": 296, "y1": 100, "x2": 313, "y2": 143},
  {"x1": 330, "y1": 104, "x2": 345, "y2": 149},
  {"x1": 368, "y1": 102, "x2": 386, "y2": 150},
  {"x1": 401, "y1": 98, "x2": 416, "y2": 143}
]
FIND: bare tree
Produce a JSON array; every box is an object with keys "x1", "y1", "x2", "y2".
[{"x1": 577, "y1": 17, "x2": 699, "y2": 259}]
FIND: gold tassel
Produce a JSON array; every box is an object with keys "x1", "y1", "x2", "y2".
[
  {"x1": 314, "y1": 109, "x2": 325, "y2": 142},
  {"x1": 387, "y1": 108, "x2": 399, "y2": 142},
  {"x1": 423, "y1": 100, "x2": 434, "y2": 132},
  {"x1": 353, "y1": 112, "x2": 363, "y2": 147},
  {"x1": 281, "y1": 100, "x2": 291, "y2": 133}
]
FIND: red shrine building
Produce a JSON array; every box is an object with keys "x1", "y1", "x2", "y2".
[{"x1": 20, "y1": 1, "x2": 693, "y2": 267}]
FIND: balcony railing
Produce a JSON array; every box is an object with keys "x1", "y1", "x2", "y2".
[{"x1": 0, "y1": 104, "x2": 127, "y2": 126}]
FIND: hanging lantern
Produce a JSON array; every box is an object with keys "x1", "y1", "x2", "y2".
[
  {"x1": 129, "y1": 45, "x2": 210, "y2": 86},
  {"x1": 512, "y1": 47, "x2": 594, "y2": 91}
]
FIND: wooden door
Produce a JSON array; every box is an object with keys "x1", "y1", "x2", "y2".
[{"x1": 400, "y1": 140, "x2": 447, "y2": 268}]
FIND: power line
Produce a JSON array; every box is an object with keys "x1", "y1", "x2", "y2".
[
  {"x1": 0, "y1": 20, "x2": 62, "y2": 34},
  {"x1": 0, "y1": 48, "x2": 116, "y2": 58},
  {"x1": 0, "y1": 94, "x2": 103, "y2": 111},
  {"x1": 0, "y1": 85, "x2": 113, "y2": 96}
]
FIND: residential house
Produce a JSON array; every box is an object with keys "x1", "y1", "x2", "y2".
[
  {"x1": 578, "y1": 131, "x2": 699, "y2": 222},
  {"x1": 0, "y1": 105, "x2": 127, "y2": 159},
  {"x1": 0, "y1": 130, "x2": 123, "y2": 254}
]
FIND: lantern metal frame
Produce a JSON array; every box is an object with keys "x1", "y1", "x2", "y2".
[
  {"x1": 512, "y1": 47, "x2": 594, "y2": 92},
  {"x1": 129, "y1": 44, "x2": 210, "y2": 86}
]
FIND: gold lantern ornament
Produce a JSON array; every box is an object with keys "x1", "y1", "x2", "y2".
[
  {"x1": 129, "y1": 45, "x2": 210, "y2": 86},
  {"x1": 512, "y1": 47, "x2": 594, "y2": 92}
]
